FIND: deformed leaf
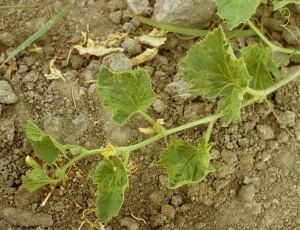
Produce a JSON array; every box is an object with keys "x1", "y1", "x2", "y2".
[
  {"x1": 26, "y1": 120, "x2": 65, "y2": 165},
  {"x1": 180, "y1": 27, "x2": 251, "y2": 122},
  {"x1": 214, "y1": 0, "x2": 267, "y2": 29},
  {"x1": 90, "y1": 156, "x2": 128, "y2": 223},
  {"x1": 240, "y1": 44, "x2": 273, "y2": 91},
  {"x1": 273, "y1": 0, "x2": 300, "y2": 10},
  {"x1": 22, "y1": 164, "x2": 56, "y2": 193},
  {"x1": 156, "y1": 138, "x2": 215, "y2": 189},
  {"x1": 97, "y1": 67, "x2": 157, "y2": 125}
]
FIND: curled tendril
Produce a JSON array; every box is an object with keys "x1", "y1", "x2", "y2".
[{"x1": 280, "y1": 7, "x2": 290, "y2": 27}]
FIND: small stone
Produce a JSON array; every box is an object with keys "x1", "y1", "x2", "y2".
[
  {"x1": 102, "y1": 53, "x2": 133, "y2": 72},
  {"x1": 164, "y1": 79, "x2": 191, "y2": 99},
  {"x1": 282, "y1": 25, "x2": 300, "y2": 45},
  {"x1": 161, "y1": 205, "x2": 176, "y2": 219},
  {"x1": 152, "y1": 98, "x2": 167, "y2": 113},
  {"x1": 171, "y1": 195, "x2": 182, "y2": 206},
  {"x1": 278, "y1": 110, "x2": 296, "y2": 127},
  {"x1": 122, "y1": 22, "x2": 136, "y2": 33},
  {"x1": 0, "y1": 80, "x2": 18, "y2": 104},
  {"x1": 153, "y1": 0, "x2": 216, "y2": 27},
  {"x1": 122, "y1": 38, "x2": 142, "y2": 55},
  {"x1": 70, "y1": 55, "x2": 84, "y2": 70},
  {"x1": 109, "y1": 10, "x2": 122, "y2": 24},
  {"x1": 213, "y1": 162, "x2": 235, "y2": 178},
  {"x1": 238, "y1": 184, "x2": 255, "y2": 202},
  {"x1": 2, "y1": 208, "x2": 53, "y2": 227},
  {"x1": 256, "y1": 124, "x2": 275, "y2": 140},
  {"x1": 127, "y1": 0, "x2": 151, "y2": 15},
  {"x1": 119, "y1": 217, "x2": 139, "y2": 230},
  {"x1": 221, "y1": 150, "x2": 238, "y2": 164},
  {"x1": 149, "y1": 190, "x2": 165, "y2": 205},
  {"x1": 0, "y1": 32, "x2": 16, "y2": 47},
  {"x1": 195, "y1": 222, "x2": 207, "y2": 229},
  {"x1": 53, "y1": 201, "x2": 65, "y2": 212},
  {"x1": 15, "y1": 187, "x2": 43, "y2": 208}
]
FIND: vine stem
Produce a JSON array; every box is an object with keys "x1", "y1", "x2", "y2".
[
  {"x1": 59, "y1": 65, "x2": 300, "y2": 176},
  {"x1": 247, "y1": 20, "x2": 300, "y2": 55}
]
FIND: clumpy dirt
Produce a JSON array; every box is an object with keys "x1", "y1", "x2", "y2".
[{"x1": 1, "y1": 0, "x2": 300, "y2": 229}]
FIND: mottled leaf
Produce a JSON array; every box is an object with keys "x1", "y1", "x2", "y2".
[{"x1": 156, "y1": 138, "x2": 215, "y2": 189}]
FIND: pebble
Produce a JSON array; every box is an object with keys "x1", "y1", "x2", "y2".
[
  {"x1": 161, "y1": 205, "x2": 176, "y2": 219},
  {"x1": 153, "y1": 0, "x2": 216, "y2": 27},
  {"x1": 278, "y1": 110, "x2": 296, "y2": 127},
  {"x1": 164, "y1": 79, "x2": 191, "y2": 99},
  {"x1": 0, "y1": 80, "x2": 18, "y2": 104},
  {"x1": 0, "y1": 32, "x2": 16, "y2": 47},
  {"x1": 152, "y1": 98, "x2": 167, "y2": 113},
  {"x1": 109, "y1": 10, "x2": 122, "y2": 24},
  {"x1": 149, "y1": 190, "x2": 165, "y2": 205},
  {"x1": 282, "y1": 25, "x2": 300, "y2": 45},
  {"x1": 14, "y1": 187, "x2": 43, "y2": 208},
  {"x1": 195, "y1": 222, "x2": 207, "y2": 229},
  {"x1": 2, "y1": 208, "x2": 53, "y2": 227},
  {"x1": 238, "y1": 184, "x2": 255, "y2": 202},
  {"x1": 256, "y1": 124, "x2": 275, "y2": 140},
  {"x1": 122, "y1": 38, "x2": 142, "y2": 55},
  {"x1": 221, "y1": 150, "x2": 238, "y2": 164},
  {"x1": 119, "y1": 217, "x2": 139, "y2": 230},
  {"x1": 122, "y1": 22, "x2": 136, "y2": 33},
  {"x1": 102, "y1": 53, "x2": 133, "y2": 72},
  {"x1": 127, "y1": 0, "x2": 151, "y2": 15},
  {"x1": 70, "y1": 55, "x2": 84, "y2": 70}
]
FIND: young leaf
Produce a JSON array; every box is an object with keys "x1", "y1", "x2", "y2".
[
  {"x1": 214, "y1": 0, "x2": 267, "y2": 29},
  {"x1": 22, "y1": 164, "x2": 56, "y2": 193},
  {"x1": 97, "y1": 67, "x2": 157, "y2": 125},
  {"x1": 26, "y1": 120, "x2": 65, "y2": 165},
  {"x1": 273, "y1": 0, "x2": 300, "y2": 10},
  {"x1": 240, "y1": 44, "x2": 273, "y2": 90},
  {"x1": 90, "y1": 156, "x2": 128, "y2": 223},
  {"x1": 179, "y1": 27, "x2": 251, "y2": 122},
  {"x1": 155, "y1": 138, "x2": 215, "y2": 189}
]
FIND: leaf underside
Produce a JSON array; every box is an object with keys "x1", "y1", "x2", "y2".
[
  {"x1": 97, "y1": 67, "x2": 157, "y2": 126},
  {"x1": 90, "y1": 156, "x2": 128, "y2": 223},
  {"x1": 26, "y1": 120, "x2": 65, "y2": 165},
  {"x1": 156, "y1": 138, "x2": 215, "y2": 189},
  {"x1": 180, "y1": 27, "x2": 251, "y2": 122}
]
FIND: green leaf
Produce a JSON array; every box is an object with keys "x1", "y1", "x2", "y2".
[
  {"x1": 274, "y1": 0, "x2": 300, "y2": 10},
  {"x1": 90, "y1": 156, "x2": 128, "y2": 223},
  {"x1": 240, "y1": 45, "x2": 273, "y2": 90},
  {"x1": 22, "y1": 164, "x2": 56, "y2": 193},
  {"x1": 214, "y1": 0, "x2": 266, "y2": 29},
  {"x1": 26, "y1": 120, "x2": 65, "y2": 165},
  {"x1": 180, "y1": 27, "x2": 251, "y2": 122},
  {"x1": 155, "y1": 138, "x2": 215, "y2": 189},
  {"x1": 97, "y1": 67, "x2": 157, "y2": 126}
]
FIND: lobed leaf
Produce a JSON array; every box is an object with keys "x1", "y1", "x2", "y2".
[
  {"x1": 155, "y1": 138, "x2": 215, "y2": 189},
  {"x1": 90, "y1": 156, "x2": 128, "y2": 223},
  {"x1": 27, "y1": 120, "x2": 65, "y2": 165},
  {"x1": 97, "y1": 67, "x2": 157, "y2": 126},
  {"x1": 180, "y1": 27, "x2": 252, "y2": 122},
  {"x1": 273, "y1": 0, "x2": 300, "y2": 10},
  {"x1": 214, "y1": 0, "x2": 267, "y2": 29},
  {"x1": 240, "y1": 44, "x2": 273, "y2": 91},
  {"x1": 22, "y1": 164, "x2": 56, "y2": 193}
]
